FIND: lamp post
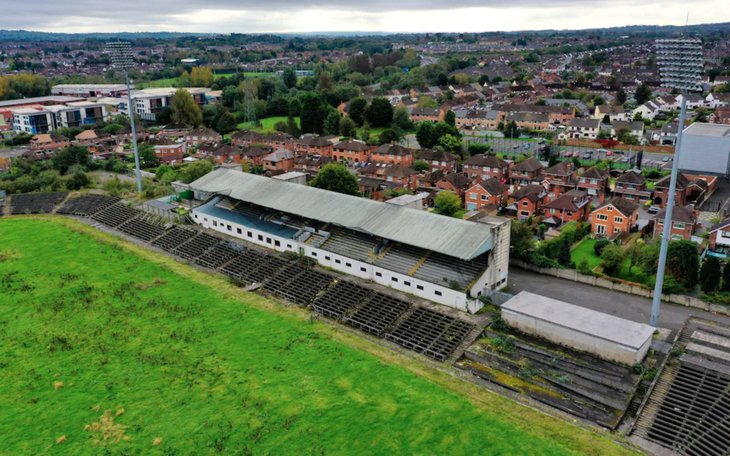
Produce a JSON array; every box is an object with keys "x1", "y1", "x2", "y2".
[
  {"x1": 106, "y1": 41, "x2": 143, "y2": 193},
  {"x1": 649, "y1": 38, "x2": 703, "y2": 327}
]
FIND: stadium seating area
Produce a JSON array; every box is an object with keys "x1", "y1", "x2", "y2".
[{"x1": 10, "y1": 192, "x2": 68, "y2": 215}]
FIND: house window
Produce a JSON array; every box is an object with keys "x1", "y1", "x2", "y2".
[
  {"x1": 596, "y1": 214, "x2": 608, "y2": 221},
  {"x1": 614, "y1": 217, "x2": 623, "y2": 224},
  {"x1": 258, "y1": 235, "x2": 263, "y2": 241},
  {"x1": 434, "y1": 290, "x2": 442, "y2": 296},
  {"x1": 227, "y1": 225, "x2": 232, "y2": 231},
  {"x1": 469, "y1": 193, "x2": 477, "y2": 200},
  {"x1": 375, "y1": 271, "x2": 382, "y2": 277},
  {"x1": 549, "y1": 208, "x2": 555, "y2": 214},
  {"x1": 213, "y1": 220, "x2": 218, "y2": 227},
  {"x1": 325, "y1": 256, "x2": 331, "y2": 261},
  {"x1": 674, "y1": 222, "x2": 685, "y2": 230},
  {"x1": 391, "y1": 277, "x2": 398, "y2": 282},
  {"x1": 194, "y1": 214, "x2": 198, "y2": 219},
  {"x1": 266, "y1": 237, "x2": 272, "y2": 244},
  {"x1": 345, "y1": 262, "x2": 352, "y2": 267},
  {"x1": 522, "y1": 201, "x2": 528, "y2": 207},
  {"x1": 614, "y1": 227, "x2": 621, "y2": 233},
  {"x1": 360, "y1": 267, "x2": 367, "y2": 272},
  {"x1": 417, "y1": 285, "x2": 424, "y2": 290},
  {"x1": 404, "y1": 281, "x2": 411, "y2": 286},
  {"x1": 204, "y1": 218, "x2": 208, "y2": 222},
  {"x1": 275, "y1": 240, "x2": 281, "y2": 247},
  {"x1": 237, "y1": 228, "x2": 242, "y2": 234},
  {"x1": 481, "y1": 194, "x2": 487, "y2": 201},
  {"x1": 311, "y1": 252, "x2": 317, "y2": 257},
  {"x1": 721, "y1": 231, "x2": 730, "y2": 239},
  {"x1": 607, "y1": 207, "x2": 613, "y2": 211},
  {"x1": 247, "y1": 231, "x2": 253, "y2": 238},
  {"x1": 520, "y1": 211, "x2": 530, "y2": 217}
]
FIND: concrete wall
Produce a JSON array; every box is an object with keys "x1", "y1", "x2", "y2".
[
  {"x1": 510, "y1": 258, "x2": 722, "y2": 315},
  {"x1": 503, "y1": 308, "x2": 651, "y2": 365}
]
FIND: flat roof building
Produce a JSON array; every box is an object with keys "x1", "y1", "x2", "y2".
[
  {"x1": 502, "y1": 291, "x2": 655, "y2": 365},
  {"x1": 52, "y1": 84, "x2": 130, "y2": 98},
  {"x1": 676, "y1": 123, "x2": 730, "y2": 177}
]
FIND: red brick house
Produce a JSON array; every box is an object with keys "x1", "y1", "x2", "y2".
[
  {"x1": 653, "y1": 173, "x2": 716, "y2": 208},
  {"x1": 295, "y1": 154, "x2": 333, "y2": 173},
  {"x1": 212, "y1": 145, "x2": 240, "y2": 164},
  {"x1": 409, "y1": 107, "x2": 442, "y2": 123},
  {"x1": 652, "y1": 205, "x2": 698, "y2": 241},
  {"x1": 147, "y1": 138, "x2": 184, "y2": 165},
  {"x1": 577, "y1": 167, "x2": 611, "y2": 203},
  {"x1": 359, "y1": 162, "x2": 417, "y2": 190},
  {"x1": 434, "y1": 172, "x2": 473, "y2": 197},
  {"x1": 332, "y1": 140, "x2": 373, "y2": 165},
  {"x1": 74, "y1": 129, "x2": 114, "y2": 155},
  {"x1": 239, "y1": 146, "x2": 269, "y2": 167},
  {"x1": 591, "y1": 198, "x2": 639, "y2": 237},
  {"x1": 542, "y1": 161, "x2": 577, "y2": 197},
  {"x1": 231, "y1": 130, "x2": 265, "y2": 148},
  {"x1": 263, "y1": 148, "x2": 296, "y2": 172},
  {"x1": 708, "y1": 216, "x2": 730, "y2": 257},
  {"x1": 414, "y1": 148, "x2": 459, "y2": 173},
  {"x1": 509, "y1": 157, "x2": 544, "y2": 189},
  {"x1": 157, "y1": 122, "x2": 191, "y2": 139},
  {"x1": 506, "y1": 184, "x2": 547, "y2": 219},
  {"x1": 462, "y1": 154, "x2": 510, "y2": 182},
  {"x1": 543, "y1": 190, "x2": 590, "y2": 225},
  {"x1": 612, "y1": 171, "x2": 652, "y2": 203},
  {"x1": 299, "y1": 136, "x2": 334, "y2": 157},
  {"x1": 185, "y1": 128, "x2": 221, "y2": 149},
  {"x1": 114, "y1": 124, "x2": 150, "y2": 144},
  {"x1": 30, "y1": 132, "x2": 70, "y2": 151},
  {"x1": 465, "y1": 179, "x2": 509, "y2": 211},
  {"x1": 265, "y1": 133, "x2": 296, "y2": 152},
  {"x1": 370, "y1": 143, "x2": 413, "y2": 167}
]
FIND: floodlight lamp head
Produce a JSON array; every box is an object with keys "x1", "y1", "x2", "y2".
[
  {"x1": 655, "y1": 38, "x2": 703, "y2": 92},
  {"x1": 105, "y1": 41, "x2": 135, "y2": 70}
]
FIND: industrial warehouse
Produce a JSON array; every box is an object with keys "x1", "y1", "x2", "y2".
[{"x1": 187, "y1": 168, "x2": 510, "y2": 312}]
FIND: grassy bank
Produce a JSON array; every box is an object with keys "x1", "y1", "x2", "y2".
[{"x1": 0, "y1": 218, "x2": 638, "y2": 455}]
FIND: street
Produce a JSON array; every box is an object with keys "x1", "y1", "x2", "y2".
[{"x1": 508, "y1": 268, "x2": 730, "y2": 334}]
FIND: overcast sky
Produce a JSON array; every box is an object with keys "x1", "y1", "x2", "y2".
[{"x1": 3, "y1": 0, "x2": 730, "y2": 34}]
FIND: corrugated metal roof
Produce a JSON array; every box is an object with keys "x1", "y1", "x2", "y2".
[{"x1": 190, "y1": 168, "x2": 493, "y2": 260}]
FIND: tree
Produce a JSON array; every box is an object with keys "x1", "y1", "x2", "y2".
[
  {"x1": 215, "y1": 110, "x2": 237, "y2": 135},
  {"x1": 602, "y1": 114, "x2": 611, "y2": 124},
  {"x1": 548, "y1": 155, "x2": 558, "y2": 167},
  {"x1": 300, "y1": 93, "x2": 327, "y2": 134},
  {"x1": 593, "y1": 239, "x2": 611, "y2": 256},
  {"x1": 557, "y1": 236, "x2": 572, "y2": 266},
  {"x1": 503, "y1": 120, "x2": 519, "y2": 139},
  {"x1": 437, "y1": 72, "x2": 448, "y2": 86},
  {"x1": 700, "y1": 256, "x2": 722, "y2": 294},
  {"x1": 179, "y1": 159, "x2": 213, "y2": 184},
  {"x1": 52, "y1": 145, "x2": 90, "y2": 174},
  {"x1": 288, "y1": 98, "x2": 302, "y2": 117},
  {"x1": 600, "y1": 244, "x2": 626, "y2": 276},
  {"x1": 274, "y1": 121, "x2": 288, "y2": 132},
  {"x1": 593, "y1": 96, "x2": 605, "y2": 106},
  {"x1": 392, "y1": 107, "x2": 413, "y2": 130},
  {"x1": 155, "y1": 164, "x2": 173, "y2": 179},
  {"x1": 348, "y1": 97, "x2": 367, "y2": 126},
  {"x1": 282, "y1": 67, "x2": 297, "y2": 89},
  {"x1": 627, "y1": 242, "x2": 644, "y2": 275},
  {"x1": 339, "y1": 117, "x2": 357, "y2": 138},
  {"x1": 287, "y1": 115, "x2": 301, "y2": 138},
  {"x1": 170, "y1": 88, "x2": 202, "y2": 126},
  {"x1": 378, "y1": 128, "x2": 404, "y2": 145},
  {"x1": 444, "y1": 110, "x2": 456, "y2": 128},
  {"x1": 412, "y1": 160, "x2": 429, "y2": 172},
  {"x1": 309, "y1": 163, "x2": 359, "y2": 196},
  {"x1": 66, "y1": 170, "x2": 91, "y2": 190},
  {"x1": 190, "y1": 67, "x2": 214, "y2": 87},
  {"x1": 139, "y1": 143, "x2": 160, "y2": 167},
  {"x1": 416, "y1": 121, "x2": 437, "y2": 149},
  {"x1": 722, "y1": 262, "x2": 730, "y2": 292},
  {"x1": 364, "y1": 97, "x2": 394, "y2": 128},
  {"x1": 438, "y1": 134, "x2": 462, "y2": 154},
  {"x1": 324, "y1": 111, "x2": 342, "y2": 136},
  {"x1": 435, "y1": 191, "x2": 461, "y2": 216},
  {"x1": 361, "y1": 122, "x2": 371, "y2": 143},
  {"x1": 478, "y1": 74, "x2": 490, "y2": 86},
  {"x1": 666, "y1": 240, "x2": 700, "y2": 289},
  {"x1": 635, "y1": 83, "x2": 652, "y2": 105},
  {"x1": 510, "y1": 220, "x2": 535, "y2": 260},
  {"x1": 616, "y1": 88, "x2": 627, "y2": 105}
]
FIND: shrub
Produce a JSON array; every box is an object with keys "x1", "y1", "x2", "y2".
[
  {"x1": 594, "y1": 239, "x2": 610, "y2": 256},
  {"x1": 577, "y1": 258, "x2": 592, "y2": 275}
]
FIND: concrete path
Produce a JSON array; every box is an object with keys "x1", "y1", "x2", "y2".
[{"x1": 508, "y1": 268, "x2": 730, "y2": 334}]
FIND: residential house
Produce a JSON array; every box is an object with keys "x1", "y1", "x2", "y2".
[
  {"x1": 454, "y1": 110, "x2": 500, "y2": 131},
  {"x1": 185, "y1": 128, "x2": 221, "y2": 150},
  {"x1": 676, "y1": 93, "x2": 705, "y2": 109},
  {"x1": 265, "y1": 133, "x2": 296, "y2": 152},
  {"x1": 359, "y1": 162, "x2": 417, "y2": 190},
  {"x1": 708, "y1": 108, "x2": 730, "y2": 125},
  {"x1": 157, "y1": 122, "x2": 191, "y2": 138},
  {"x1": 147, "y1": 138, "x2": 184, "y2": 165},
  {"x1": 370, "y1": 143, "x2": 414, "y2": 167},
  {"x1": 114, "y1": 124, "x2": 150, "y2": 144},
  {"x1": 30, "y1": 132, "x2": 69, "y2": 151},
  {"x1": 591, "y1": 198, "x2": 639, "y2": 237},
  {"x1": 594, "y1": 105, "x2": 628, "y2": 122},
  {"x1": 409, "y1": 107, "x2": 442, "y2": 123},
  {"x1": 564, "y1": 118, "x2": 602, "y2": 140},
  {"x1": 414, "y1": 148, "x2": 459, "y2": 173},
  {"x1": 506, "y1": 184, "x2": 547, "y2": 219},
  {"x1": 239, "y1": 146, "x2": 269, "y2": 167},
  {"x1": 632, "y1": 100, "x2": 663, "y2": 121},
  {"x1": 659, "y1": 123, "x2": 678, "y2": 145},
  {"x1": 434, "y1": 172, "x2": 473, "y2": 197},
  {"x1": 706, "y1": 93, "x2": 730, "y2": 109},
  {"x1": 295, "y1": 154, "x2": 333, "y2": 173},
  {"x1": 211, "y1": 145, "x2": 240, "y2": 165},
  {"x1": 613, "y1": 171, "x2": 652, "y2": 203},
  {"x1": 462, "y1": 154, "x2": 510, "y2": 182},
  {"x1": 465, "y1": 179, "x2": 509, "y2": 210},
  {"x1": 231, "y1": 130, "x2": 265, "y2": 148},
  {"x1": 652, "y1": 205, "x2": 698, "y2": 241},
  {"x1": 611, "y1": 121, "x2": 645, "y2": 141},
  {"x1": 298, "y1": 135, "x2": 334, "y2": 157},
  {"x1": 74, "y1": 129, "x2": 114, "y2": 155},
  {"x1": 577, "y1": 167, "x2": 610, "y2": 203},
  {"x1": 263, "y1": 148, "x2": 296, "y2": 172},
  {"x1": 542, "y1": 161, "x2": 576, "y2": 197},
  {"x1": 653, "y1": 173, "x2": 716, "y2": 208},
  {"x1": 509, "y1": 157, "x2": 544, "y2": 189},
  {"x1": 332, "y1": 140, "x2": 373, "y2": 165},
  {"x1": 506, "y1": 112, "x2": 550, "y2": 131},
  {"x1": 543, "y1": 190, "x2": 591, "y2": 225},
  {"x1": 708, "y1": 217, "x2": 730, "y2": 257}
]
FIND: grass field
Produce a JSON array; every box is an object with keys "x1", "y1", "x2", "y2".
[
  {"x1": 237, "y1": 116, "x2": 300, "y2": 133},
  {"x1": 571, "y1": 238, "x2": 602, "y2": 270},
  {"x1": 0, "y1": 218, "x2": 638, "y2": 455},
  {"x1": 136, "y1": 78, "x2": 180, "y2": 89}
]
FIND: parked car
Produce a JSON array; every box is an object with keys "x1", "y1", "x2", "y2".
[
  {"x1": 524, "y1": 144, "x2": 530, "y2": 150},
  {"x1": 513, "y1": 145, "x2": 519, "y2": 150},
  {"x1": 648, "y1": 206, "x2": 661, "y2": 214},
  {"x1": 620, "y1": 157, "x2": 629, "y2": 163},
  {"x1": 606, "y1": 151, "x2": 613, "y2": 156},
  {"x1": 583, "y1": 152, "x2": 593, "y2": 159},
  {"x1": 565, "y1": 151, "x2": 573, "y2": 157},
  {"x1": 663, "y1": 156, "x2": 671, "y2": 162}
]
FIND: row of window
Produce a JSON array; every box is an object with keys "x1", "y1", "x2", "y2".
[{"x1": 594, "y1": 214, "x2": 623, "y2": 224}]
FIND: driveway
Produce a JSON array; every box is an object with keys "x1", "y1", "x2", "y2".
[{"x1": 508, "y1": 268, "x2": 730, "y2": 334}]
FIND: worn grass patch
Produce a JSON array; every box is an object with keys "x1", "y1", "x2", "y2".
[{"x1": 0, "y1": 217, "x2": 639, "y2": 455}]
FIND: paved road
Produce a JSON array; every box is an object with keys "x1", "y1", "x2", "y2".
[{"x1": 508, "y1": 268, "x2": 730, "y2": 334}]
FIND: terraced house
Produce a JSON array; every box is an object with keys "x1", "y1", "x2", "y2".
[
  {"x1": 332, "y1": 140, "x2": 374, "y2": 165},
  {"x1": 462, "y1": 154, "x2": 510, "y2": 182},
  {"x1": 370, "y1": 143, "x2": 414, "y2": 167},
  {"x1": 414, "y1": 148, "x2": 459, "y2": 173},
  {"x1": 188, "y1": 168, "x2": 511, "y2": 312}
]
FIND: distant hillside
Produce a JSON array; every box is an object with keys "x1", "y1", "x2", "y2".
[{"x1": 0, "y1": 30, "x2": 217, "y2": 41}]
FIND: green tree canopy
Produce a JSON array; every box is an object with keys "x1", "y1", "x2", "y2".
[
  {"x1": 215, "y1": 110, "x2": 237, "y2": 135},
  {"x1": 348, "y1": 97, "x2": 367, "y2": 126},
  {"x1": 510, "y1": 220, "x2": 535, "y2": 260},
  {"x1": 170, "y1": 88, "x2": 203, "y2": 127},
  {"x1": 600, "y1": 244, "x2": 626, "y2": 276},
  {"x1": 364, "y1": 97, "x2": 394, "y2": 128},
  {"x1": 309, "y1": 163, "x2": 360, "y2": 196},
  {"x1": 52, "y1": 145, "x2": 90, "y2": 174},
  {"x1": 435, "y1": 191, "x2": 461, "y2": 217},
  {"x1": 635, "y1": 83, "x2": 652, "y2": 105},
  {"x1": 179, "y1": 159, "x2": 213, "y2": 184},
  {"x1": 339, "y1": 117, "x2": 357, "y2": 138},
  {"x1": 666, "y1": 240, "x2": 700, "y2": 289},
  {"x1": 324, "y1": 111, "x2": 342, "y2": 136},
  {"x1": 700, "y1": 256, "x2": 722, "y2": 294},
  {"x1": 282, "y1": 67, "x2": 297, "y2": 89},
  {"x1": 416, "y1": 121, "x2": 437, "y2": 149}
]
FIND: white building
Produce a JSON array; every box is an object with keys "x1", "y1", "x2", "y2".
[
  {"x1": 121, "y1": 87, "x2": 210, "y2": 121},
  {"x1": 51, "y1": 84, "x2": 130, "y2": 98},
  {"x1": 12, "y1": 101, "x2": 107, "y2": 134},
  {"x1": 676, "y1": 123, "x2": 730, "y2": 176},
  {"x1": 561, "y1": 118, "x2": 602, "y2": 140},
  {"x1": 188, "y1": 168, "x2": 511, "y2": 312}
]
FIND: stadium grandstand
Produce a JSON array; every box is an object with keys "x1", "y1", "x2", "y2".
[{"x1": 188, "y1": 168, "x2": 510, "y2": 312}]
